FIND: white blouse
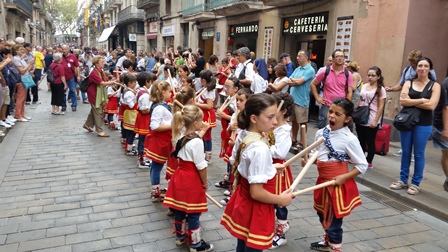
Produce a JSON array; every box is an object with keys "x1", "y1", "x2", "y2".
[
  {"x1": 177, "y1": 138, "x2": 208, "y2": 171},
  {"x1": 229, "y1": 129, "x2": 248, "y2": 166},
  {"x1": 123, "y1": 90, "x2": 136, "y2": 108},
  {"x1": 237, "y1": 140, "x2": 277, "y2": 184},
  {"x1": 150, "y1": 104, "x2": 173, "y2": 130},
  {"x1": 198, "y1": 89, "x2": 216, "y2": 103},
  {"x1": 270, "y1": 123, "x2": 292, "y2": 160},
  {"x1": 138, "y1": 92, "x2": 152, "y2": 110},
  {"x1": 273, "y1": 76, "x2": 290, "y2": 93}
]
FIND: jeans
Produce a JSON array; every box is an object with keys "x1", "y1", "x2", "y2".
[
  {"x1": 66, "y1": 78, "x2": 77, "y2": 107},
  {"x1": 122, "y1": 128, "x2": 135, "y2": 145},
  {"x1": 355, "y1": 124, "x2": 379, "y2": 163},
  {"x1": 107, "y1": 114, "x2": 114, "y2": 123},
  {"x1": 274, "y1": 205, "x2": 288, "y2": 220},
  {"x1": 399, "y1": 125, "x2": 432, "y2": 186},
  {"x1": 174, "y1": 211, "x2": 200, "y2": 237},
  {"x1": 236, "y1": 239, "x2": 262, "y2": 252},
  {"x1": 138, "y1": 134, "x2": 146, "y2": 156},
  {"x1": 317, "y1": 105, "x2": 329, "y2": 129},
  {"x1": 317, "y1": 212, "x2": 343, "y2": 244},
  {"x1": 150, "y1": 161, "x2": 164, "y2": 185},
  {"x1": 204, "y1": 139, "x2": 212, "y2": 152}
]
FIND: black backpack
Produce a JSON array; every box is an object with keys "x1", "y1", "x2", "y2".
[
  {"x1": 322, "y1": 66, "x2": 350, "y2": 95},
  {"x1": 46, "y1": 65, "x2": 56, "y2": 84}
]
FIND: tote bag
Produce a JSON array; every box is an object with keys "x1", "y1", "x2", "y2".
[{"x1": 21, "y1": 74, "x2": 36, "y2": 89}]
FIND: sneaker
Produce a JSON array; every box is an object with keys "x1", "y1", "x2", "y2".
[
  {"x1": 310, "y1": 241, "x2": 331, "y2": 252},
  {"x1": 190, "y1": 239, "x2": 214, "y2": 252},
  {"x1": 393, "y1": 149, "x2": 402, "y2": 157},
  {"x1": 61, "y1": 107, "x2": 66, "y2": 112},
  {"x1": 223, "y1": 190, "x2": 231, "y2": 196},
  {"x1": 7, "y1": 116, "x2": 17, "y2": 122},
  {"x1": 215, "y1": 180, "x2": 231, "y2": 189},
  {"x1": 167, "y1": 208, "x2": 175, "y2": 216},
  {"x1": 32, "y1": 101, "x2": 41, "y2": 104},
  {"x1": 138, "y1": 161, "x2": 150, "y2": 169},
  {"x1": 220, "y1": 197, "x2": 230, "y2": 206},
  {"x1": 368, "y1": 163, "x2": 373, "y2": 169},
  {"x1": 126, "y1": 150, "x2": 138, "y2": 156},
  {"x1": 270, "y1": 234, "x2": 287, "y2": 250},
  {"x1": 25, "y1": 101, "x2": 31, "y2": 105},
  {"x1": 16, "y1": 118, "x2": 29, "y2": 122},
  {"x1": 5, "y1": 119, "x2": 15, "y2": 126},
  {"x1": 72, "y1": 107, "x2": 77, "y2": 112},
  {"x1": 24, "y1": 116, "x2": 32, "y2": 120},
  {"x1": 0, "y1": 121, "x2": 11, "y2": 128},
  {"x1": 443, "y1": 181, "x2": 448, "y2": 192}
]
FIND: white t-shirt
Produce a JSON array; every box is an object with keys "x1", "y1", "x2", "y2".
[
  {"x1": 150, "y1": 104, "x2": 173, "y2": 130},
  {"x1": 251, "y1": 73, "x2": 267, "y2": 94},
  {"x1": 270, "y1": 123, "x2": 292, "y2": 160},
  {"x1": 237, "y1": 140, "x2": 277, "y2": 184},
  {"x1": 273, "y1": 76, "x2": 290, "y2": 93},
  {"x1": 177, "y1": 138, "x2": 208, "y2": 170}
]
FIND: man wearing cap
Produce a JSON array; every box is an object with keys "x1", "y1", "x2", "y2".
[
  {"x1": 24, "y1": 43, "x2": 38, "y2": 105},
  {"x1": 279, "y1": 53, "x2": 295, "y2": 77},
  {"x1": 61, "y1": 44, "x2": 80, "y2": 112}
]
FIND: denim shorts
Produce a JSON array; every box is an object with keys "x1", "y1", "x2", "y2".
[{"x1": 432, "y1": 127, "x2": 448, "y2": 150}]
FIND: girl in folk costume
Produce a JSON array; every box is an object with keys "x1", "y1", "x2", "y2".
[
  {"x1": 134, "y1": 72, "x2": 157, "y2": 169},
  {"x1": 305, "y1": 98, "x2": 367, "y2": 252},
  {"x1": 117, "y1": 74, "x2": 126, "y2": 144},
  {"x1": 219, "y1": 88, "x2": 252, "y2": 205},
  {"x1": 214, "y1": 77, "x2": 241, "y2": 188},
  {"x1": 105, "y1": 83, "x2": 120, "y2": 130},
  {"x1": 269, "y1": 92, "x2": 294, "y2": 249},
  {"x1": 163, "y1": 105, "x2": 214, "y2": 252},
  {"x1": 121, "y1": 73, "x2": 139, "y2": 156},
  {"x1": 181, "y1": 76, "x2": 195, "y2": 89},
  {"x1": 220, "y1": 93, "x2": 294, "y2": 252},
  {"x1": 144, "y1": 81, "x2": 173, "y2": 202},
  {"x1": 164, "y1": 65, "x2": 180, "y2": 100},
  {"x1": 196, "y1": 70, "x2": 217, "y2": 162}
]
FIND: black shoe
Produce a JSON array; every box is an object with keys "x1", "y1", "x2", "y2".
[
  {"x1": 310, "y1": 241, "x2": 330, "y2": 251},
  {"x1": 215, "y1": 180, "x2": 231, "y2": 189},
  {"x1": 190, "y1": 239, "x2": 214, "y2": 252},
  {"x1": 61, "y1": 107, "x2": 66, "y2": 112}
]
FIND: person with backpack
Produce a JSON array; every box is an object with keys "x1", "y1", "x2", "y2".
[
  {"x1": 310, "y1": 49, "x2": 353, "y2": 129},
  {"x1": 234, "y1": 47, "x2": 255, "y2": 90},
  {"x1": 48, "y1": 53, "x2": 67, "y2": 115},
  {"x1": 0, "y1": 48, "x2": 17, "y2": 126}
]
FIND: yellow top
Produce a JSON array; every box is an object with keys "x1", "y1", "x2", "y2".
[{"x1": 34, "y1": 51, "x2": 44, "y2": 69}]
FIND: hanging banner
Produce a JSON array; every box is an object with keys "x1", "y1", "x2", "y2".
[
  {"x1": 334, "y1": 16, "x2": 353, "y2": 61},
  {"x1": 262, "y1": 27, "x2": 273, "y2": 61}
]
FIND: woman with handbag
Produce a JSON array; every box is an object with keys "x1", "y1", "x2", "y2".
[
  {"x1": 354, "y1": 66, "x2": 386, "y2": 169},
  {"x1": 12, "y1": 45, "x2": 34, "y2": 122},
  {"x1": 390, "y1": 57, "x2": 440, "y2": 195},
  {"x1": 83, "y1": 56, "x2": 116, "y2": 137}
]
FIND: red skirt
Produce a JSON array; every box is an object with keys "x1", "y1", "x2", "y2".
[
  {"x1": 221, "y1": 177, "x2": 276, "y2": 250},
  {"x1": 134, "y1": 112, "x2": 150, "y2": 135},
  {"x1": 163, "y1": 160, "x2": 208, "y2": 213},
  {"x1": 223, "y1": 133, "x2": 238, "y2": 164},
  {"x1": 201, "y1": 107, "x2": 216, "y2": 128},
  {"x1": 165, "y1": 155, "x2": 179, "y2": 181},
  {"x1": 219, "y1": 113, "x2": 231, "y2": 158},
  {"x1": 273, "y1": 159, "x2": 293, "y2": 195},
  {"x1": 144, "y1": 130, "x2": 172, "y2": 164},
  {"x1": 118, "y1": 104, "x2": 125, "y2": 122},
  {"x1": 105, "y1": 97, "x2": 119, "y2": 114}
]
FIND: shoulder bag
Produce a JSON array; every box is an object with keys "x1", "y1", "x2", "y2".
[
  {"x1": 353, "y1": 93, "x2": 375, "y2": 125},
  {"x1": 21, "y1": 74, "x2": 36, "y2": 89}
]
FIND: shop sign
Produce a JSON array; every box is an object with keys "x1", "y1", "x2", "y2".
[
  {"x1": 201, "y1": 29, "x2": 215, "y2": 40},
  {"x1": 162, "y1": 25, "x2": 175, "y2": 37},
  {"x1": 129, "y1": 34, "x2": 137, "y2": 42},
  {"x1": 229, "y1": 22, "x2": 259, "y2": 37},
  {"x1": 282, "y1": 12, "x2": 328, "y2": 35}
]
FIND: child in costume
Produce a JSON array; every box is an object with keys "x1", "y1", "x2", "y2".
[
  {"x1": 144, "y1": 81, "x2": 173, "y2": 202},
  {"x1": 220, "y1": 93, "x2": 294, "y2": 252},
  {"x1": 163, "y1": 105, "x2": 214, "y2": 252},
  {"x1": 306, "y1": 98, "x2": 367, "y2": 252},
  {"x1": 121, "y1": 73, "x2": 139, "y2": 156},
  {"x1": 105, "y1": 83, "x2": 120, "y2": 130}
]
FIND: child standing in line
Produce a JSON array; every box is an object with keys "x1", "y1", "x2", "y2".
[
  {"x1": 305, "y1": 98, "x2": 367, "y2": 252},
  {"x1": 220, "y1": 93, "x2": 294, "y2": 252},
  {"x1": 144, "y1": 81, "x2": 173, "y2": 202},
  {"x1": 163, "y1": 105, "x2": 214, "y2": 252},
  {"x1": 196, "y1": 70, "x2": 217, "y2": 163},
  {"x1": 134, "y1": 72, "x2": 157, "y2": 168},
  {"x1": 121, "y1": 73, "x2": 139, "y2": 156},
  {"x1": 105, "y1": 83, "x2": 120, "y2": 130},
  {"x1": 181, "y1": 76, "x2": 195, "y2": 89},
  {"x1": 270, "y1": 92, "x2": 294, "y2": 249}
]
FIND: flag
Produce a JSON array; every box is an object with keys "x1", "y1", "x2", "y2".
[
  {"x1": 96, "y1": 15, "x2": 100, "y2": 28},
  {"x1": 85, "y1": 3, "x2": 89, "y2": 25}
]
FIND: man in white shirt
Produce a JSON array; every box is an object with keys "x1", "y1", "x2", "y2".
[
  {"x1": 234, "y1": 47, "x2": 254, "y2": 90},
  {"x1": 116, "y1": 48, "x2": 132, "y2": 71}
]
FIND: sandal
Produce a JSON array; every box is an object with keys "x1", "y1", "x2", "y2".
[
  {"x1": 407, "y1": 184, "x2": 420, "y2": 195},
  {"x1": 83, "y1": 124, "x2": 93, "y2": 132},
  {"x1": 97, "y1": 132, "x2": 110, "y2": 137},
  {"x1": 390, "y1": 181, "x2": 408, "y2": 190}
]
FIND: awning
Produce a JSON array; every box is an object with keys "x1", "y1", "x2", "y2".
[
  {"x1": 146, "y1": 33, "x2": 157, "y2": 40},
  {"x1": 98, "y1": 25, "x2": 116, "y2": 43}
]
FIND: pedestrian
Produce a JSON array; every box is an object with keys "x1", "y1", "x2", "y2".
[
  {"x1": 24, "y1": 43, "x2": 38, "y2": 105},
  {"x1": 12, "y1": 45, "x2": 34, "y2": 122},
  {"x1": 220, "y1": 93, "x2": 294, "y2": 252},
  {"x1": 191, "y1": 48, "x2": 205, "y2": 91},
  {"x1": 61, "y1": 44, "x2": 80, "y2": 112},
  {"x1": 306, "y1": 98, "x2": 367, "y2": 252},
  {"x1": 270, "y1": 92, "x2": 295, "y2": 249},
  {"x1": 390, "y1": 57, "x2": 440, "y2": 195},
  {"x1": 431, "y1": 76, "x2": 448, "y2": 192},
  {"x1": 48, "y1": 53, "x2": 67, "y2": 115},
  {"x1": 134, "y1": 72, "x2": 156, "y2": 168},
  {"x1": 144, "y1": 81, "x2": 172, "y2": 202},
  {"x1": 251, "y1": 58, "x2": 268, "y2": 94},
  {"x1": 83, "y1": 56, "x2": 116, "y2": 137},
  {"x1": 267, "y1": 63, "x2": 289, "y2": 93},
  {"x1": 121, "y1": 73, "x2": 139, "y2": 156},
  {"x1": 234, "y1": 47, "x2": 254, "y2": 90},
  {"x1": 34, "y1": 46, "x2": 45, "y2": 93},
  {"x1": 278, "y1": 53, "x2": 295, "y2": 77},
  {"x1": 354, "y1": 66, "x2": 386, "y2": 169},
  {"x1": 44, "y1": 47, "x2": 54, "y2": 92},
  {"x1": 197, "y1": 70, "x2": 217, "y2": 163}
]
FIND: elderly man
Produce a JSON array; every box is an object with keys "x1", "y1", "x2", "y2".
[
  {"x1": 61, "y1": 44, "x2": 80, "y2": 112},
  {"x1": 234, "y1": 47, "x2": 255, "y2": 90}
]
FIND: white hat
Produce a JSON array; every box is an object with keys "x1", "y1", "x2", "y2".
[{"x1": 15, "y1": 37, "x2": 25, "y2": 44}]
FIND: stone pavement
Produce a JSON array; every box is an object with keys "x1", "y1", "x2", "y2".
[{"x1": 0, "y1": 84, "x2": 447, "y2": 251}]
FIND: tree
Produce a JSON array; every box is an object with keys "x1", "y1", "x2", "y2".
[{"x1": 52, "y1": 0, "x2": 78, "y2": 43}]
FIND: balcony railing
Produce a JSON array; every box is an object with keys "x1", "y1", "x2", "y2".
[
  {"x1": 183, "y1": 3, "x2": 210, "y2": 16},
  {"x1": 117, "y1": 5, "x2": 144, "y2": 24},
  {"x1": 32, "y1": 0, "x2": 45, "y2": 13},
  {"x1": 5, "y1": 0, "x2": 33, "y2": 18},
  {"x1": 210, "y1": 0, "x2": 260, "y2": 9},
  {"x1": 137, "y1": 0, "x2": 158, "y2": 10},
  {"x1": 104, "y1": 0, "x2": 122, "y2": 11}
]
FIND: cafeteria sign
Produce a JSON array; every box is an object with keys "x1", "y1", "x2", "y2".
[{"x1": 282, "y1": 12, "x2": 329, "y2": 35}]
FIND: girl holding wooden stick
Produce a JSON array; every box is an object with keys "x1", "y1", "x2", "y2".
[{"x1": 304, "y1": 98, "x2": 367, "y2": 252}]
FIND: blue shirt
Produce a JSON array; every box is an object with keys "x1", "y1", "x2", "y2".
[
  {"x1": 286, "y1": 61, "x2": 295, "y2": 78},
  {"x1": 146, "y1": 57, "x2": 156, "y2": 72},
  {"x1": 399, "y1": 66, "x2": 437, "y2": 85},
  {"x1": 289, "y1": 63, "x2": 315, "y2": 108}
]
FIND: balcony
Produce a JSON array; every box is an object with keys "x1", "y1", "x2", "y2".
[
  {"x1": 182, "y1": 4, "x2": 215, "y2": 22},
  {"x1": 117, "y1": 5, "x2": 144, "y2": 25},
  {"x1": 32, "y1": 0, "x2": 45, "y2": 13},
  {"x1": 137, "y1": 0, "x2": 158, "y2": 10},
  {"x1": 210, "y1": 0, "x2": 264, "y2": 16},
  {"x1": 261, "y1": 0, "x2": 312, "y2": 7},
  {"x1": 104, "y1": 0, "x2": 122, "y2": 12},
  {"x1": 5, "y1": 0, "x2": 33, "y2": 18}
]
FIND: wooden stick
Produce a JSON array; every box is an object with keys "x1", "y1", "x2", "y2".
[
  {"x1": 292, "y1": 180, "x2": 336, "y2": 196},
  {"x1": 195, "y1": 88, "x2": 207, "y2": 101},
  {"x1": 206, "y1": 193, "x2": 223, "y2": 208},
  {"x1": 276, "y1": 100, "x2": 284, "y2": 114},
  {"x1": 167, "y1": 69, "x2": 176, "y2": 95},
  {"x1": 115, "y1": 82, "x2": 137, "y2": 94},
  {"x1": 283, "y1": 137, "x2": 325, "y2": 167},
  {"x1": 174, "y1": 99, "x2": 184, "y2": 109},
  {"x1": 289, "y1": 151, "x2": 319, "y2": 191},
  {"x1": 301, "y1": 124, "x2": 306, "y2": 148},
  {"x1": 219, "y1": 95, "x2": 236, "y2": 112}
]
